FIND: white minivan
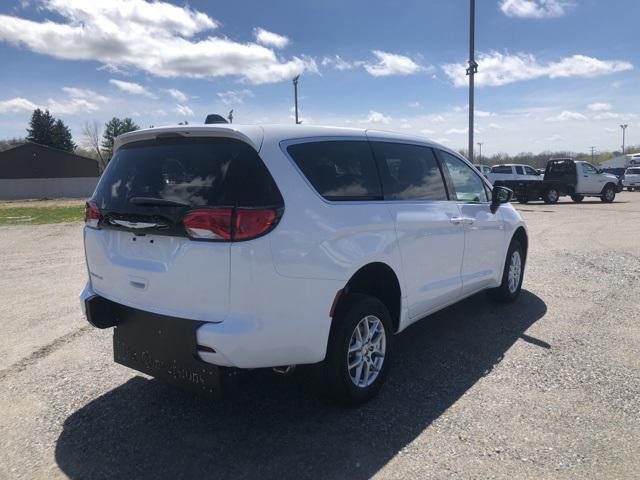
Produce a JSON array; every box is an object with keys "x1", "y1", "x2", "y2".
[{"x1": 80, "y1": 124, "x2": 528, "y2": 403}]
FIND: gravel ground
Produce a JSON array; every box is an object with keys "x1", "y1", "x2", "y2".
[{"x1": 0, "y1": 193, "x2": 639, "y2": 479}]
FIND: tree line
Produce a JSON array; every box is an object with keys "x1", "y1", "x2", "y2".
[{"x1": 6, "y1": 109, "x2": 141, "y2": 170}]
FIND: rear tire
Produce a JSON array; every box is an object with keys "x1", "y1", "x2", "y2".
[
  {"x1": 601, "y1": 185, "x2": 616, "y2": 203},
  {"x1": 571, "y1": 194, "x2": 584, "y2": 203},
  {"x1": 544, "y1": 188, "x2": 560, "y2": 204},
  {"x1": 489, "y1": 239, "x2": 525, "y2": 303},
  {"x1": 324, "y1": 294, "x2": 393, "y2": 404}
]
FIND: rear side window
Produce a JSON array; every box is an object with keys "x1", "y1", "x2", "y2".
[
  {"x1": 438, "y1": 151, "x2": 489, "y2": 203},
  {"x1": 371, "y1": 142, "x2": 448, "y2": 201},
  {"x1": 93, "y1": 137, "x2": 283, "y2": 211},
  {"x1": 491, "y1": 165, "x2": 512, "y2": 174},
  {"x1": 287, "y1": 141, "x2": 382, "y2": 200}
]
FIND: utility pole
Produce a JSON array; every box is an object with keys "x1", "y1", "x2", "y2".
[
  {"x1": 293, "y1": 75, "x2": 301, "y2": 124},
  {"x1": 467, "y1": 0, "x2": 478, "y2": 162},
  {"x1": 589, "y1": 146, "x2": 597, "y2": 163},
  {"x1": 477, "y1": 142, "x2": 483, "y2": 164},
  {"x1": 620, "y1": 124, "x2": 628, "y2": 154},
  {"x1": 227, "y1": 109, "x2": 233, "y2": 124}
]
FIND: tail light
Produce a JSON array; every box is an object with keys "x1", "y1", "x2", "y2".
[
  {"x1": 183, "y1": 207, "x2": 279, "y2": 241},
  {"x1": 84, "y1": 201, "x2": 101, "y2": 229}
]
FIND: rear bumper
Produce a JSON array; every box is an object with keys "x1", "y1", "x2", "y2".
[{"x1": 80, "y1": 280, "x2": 335, "y2": 369}]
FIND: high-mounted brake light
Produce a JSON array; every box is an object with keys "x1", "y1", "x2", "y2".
[
  {"x1": 84, "y1": 201, "x2": 101, "y2": 229},
  {"x1": 182, "y1": 207, "x2": 279, "y2": 241}
]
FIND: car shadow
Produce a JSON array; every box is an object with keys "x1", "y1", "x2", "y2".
[{"x1": 55, "y1": 290, "x2": 547, "y2": 480}]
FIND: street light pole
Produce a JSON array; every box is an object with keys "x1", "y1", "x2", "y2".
[
  {"x1": 477, "y1": 142, "x2": 483, "y2": 164},
  {"x1": 620, "y1": 124, "x2": 628, "y2": 154},
  {"x1": 467, "y1": 0, "x2": 478, "y2": 163},
  {"x1": 293, "y1": 75, "x2": 301, "y2": 124}
]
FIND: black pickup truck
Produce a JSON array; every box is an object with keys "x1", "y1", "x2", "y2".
[{"x1": 493, "y1": 159, "x2": 623, "y2": 204}]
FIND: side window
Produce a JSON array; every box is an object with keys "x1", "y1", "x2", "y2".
[
  {"x1": 438, "y1": 151, "x2": 489, "y2": 203},
  {"x1": 371, "y1": 142, "x2": 448, "y2": 201},
  {"x1": 287, "y1": 141, "x2": 382, "y2": 200},
  {"x1": 524, "y1": 166, "x2": 537, "y2": 176},
  {"x1": 582, "y1": 163, "x2": 597, "y2": 174},
  {"x1": 515, "y1": 166, "x2": 524, "y2": 175}
]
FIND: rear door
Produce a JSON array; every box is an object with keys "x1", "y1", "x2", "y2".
[
  {"x1": 370, "y1": 141, "x2": 464, "y2": 320},
  {"x1": 437, "y1": 150, "x2": 505, "y2": 295},
  {"x1": 84, "y1": 136, "x2": 282, "y2": 322}
]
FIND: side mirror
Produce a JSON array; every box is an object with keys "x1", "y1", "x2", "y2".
[{"x1": 491, "y1": 186, "x2": 513, "y2": 213}]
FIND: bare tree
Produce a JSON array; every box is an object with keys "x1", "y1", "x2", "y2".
[{"x1": 83, "y1": 120, "x2": 106, "y2": 171}]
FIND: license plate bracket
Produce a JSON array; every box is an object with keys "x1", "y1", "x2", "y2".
[{"x1": 112, "y1": 307, "x2": 221, "y2": 399}]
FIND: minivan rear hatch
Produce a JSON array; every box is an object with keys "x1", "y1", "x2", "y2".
[{"x1": 84, "y1": 134, "x2": 283, "y2": 322}]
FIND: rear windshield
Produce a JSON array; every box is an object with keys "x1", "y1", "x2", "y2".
[
  {"x1": 626, "y1": 168, "x2": 640, "y2": 175},
  {"x1": 491, "y1": 165, "x2": 512, "y2": 174},
  {"x1": 93, "y1": 137, "x2": 282, "y2": 211}
]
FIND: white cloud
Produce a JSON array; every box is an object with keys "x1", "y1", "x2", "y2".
[
  {"x1": 365, "y1": 110, "x2": 391, "y2": 124},
  {"x1": 217, "y1": 89, "x2": 253, "y2": 105},
  {"x1": 163, "y1": 88, "x2": 188, "y2": 102},
  {"x1": 408, "y1": 101, "x2": 421, "y2": 108},
  {"x1": 476, "y1": 110, "x2": 495, "y2": 117},
  {"x1": 545, "y1": 110, "x2": 587, "y2": 122},
  {"x1": 321, "y1": 55, "x2": 354, "y2": 71},
  {"x1": 442, "y1": 51, "x2": 633, "y2": 87},
  {"x1": 0, "y1": 87, "x2": 108, "y2": 115},
  {"x1": 547, "y1": 134, "x2": 565, "y2": 142},
  {"x1": 363, "y1": 50, "x2": 425, "y2": 77},
  {"x1": 446, "y1": 128, "x2": 468, "y2": 135},
  {"x1": 253, "y1": 27, "x2": 289, "y2": 49},
  {"x1": 0, "y1": 97, "x2": 38, "y2": 113},
  {"x1": 489, "y1": 123, "x2": 503, "y2": 129},
  {"x1": 420, "y1": 128, "x2": 435, "y2": 135},
  {"x1": 62, "y1": 87, "x2": 109, "y2": 103},
  {"x1": 174, "y1": 104, "x2": 194, "y2": 116},
  {"x1": 0, "y1": 0, "x2": 315, "y2": 84},
  {"x1": 110, "y1": 79, "x2": 155, "y2": 98},
  {"x1": 587, "y1": 102, "x2": 612, "y2": 111},
  {"x1": 499, "y1": 0, "x2": 569, "y2": 19}
]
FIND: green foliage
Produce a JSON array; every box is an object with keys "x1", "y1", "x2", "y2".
[
  {"x1": 101, "y1": 117, "x2": 140, "y2": 161},
  {"x1": 25, "y1": 109, "x2": 75, "y2": 152},
  {"x1": 0, "y1": 205, "x2": 83, "y2": 225}
]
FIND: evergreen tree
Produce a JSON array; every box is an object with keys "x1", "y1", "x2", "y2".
[
  {"x1": 101, "y1": 117, "x2": 140, "y2": 161},
  {"x1": 25, "y1": 109, "x2": 75, "y2": 151},
  {"x1": 51, "y1": 119, "x2": 76, "y2": 152},
  {"x1": 26, "y1": 109, "x2": 55, "y2": 146}
]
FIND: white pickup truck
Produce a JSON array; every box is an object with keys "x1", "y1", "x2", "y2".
[
  {"x1": 623, "y1": 167, "x2": 640, "y2": 191},
  {"x1": 487, "y1": 164, "x2": 542, "y2": 185}
]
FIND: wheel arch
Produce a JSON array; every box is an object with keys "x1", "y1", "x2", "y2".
[
  {"x1": 331, "y1": 262, "x2": 402, "y2": 334},
  {"x1": 511, "y1": 226, "x2": 528, "y2": 261}
]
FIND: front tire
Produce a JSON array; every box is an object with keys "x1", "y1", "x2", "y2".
[
  {"x1": 601, "y1": 185, "x2": 616, "y2": 203},
  {"x1": 489, "y1": 239, "x2": 525, "y2": 303},
  {"x1": 324, "y1": 294, "x2": 393, "y2": 404}
]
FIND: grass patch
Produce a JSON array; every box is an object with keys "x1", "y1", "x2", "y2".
[{"x1": 0, "y1": 205, "x2": 84, "y2": 225}]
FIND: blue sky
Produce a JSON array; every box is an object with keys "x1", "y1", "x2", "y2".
[{"x1": 0, "y1": 0, "x2": 637, "y2": 155}]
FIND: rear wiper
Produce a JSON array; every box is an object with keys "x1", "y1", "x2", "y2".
[{"x1": 129, "y1": 197, "x2": 190, "y2": 207}]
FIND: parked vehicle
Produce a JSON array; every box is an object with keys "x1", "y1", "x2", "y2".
[
  {"x1": 487, "y1": 164, "x2": 543, "y2": 184},
  {"x1": 80, "y1": 123, "x2": 527, "y2": 404},
  {"x1": 623, "y1": 167, "x2": 640, "y2": 191},
  {"x1": 474, "y1": 164, "x2": 492, "y2": 177},
  {"x1": 494, "y1": 159, "x2": 622, "y2": 204}
]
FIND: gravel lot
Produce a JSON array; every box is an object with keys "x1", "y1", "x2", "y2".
[{"x1": 1, "y1": 193, "x2": 639, "y2": 479}]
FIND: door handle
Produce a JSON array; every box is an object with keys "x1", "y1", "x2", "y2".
[{"x1": 450, "y1": 217, "x2": 475, "y2": 225}]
